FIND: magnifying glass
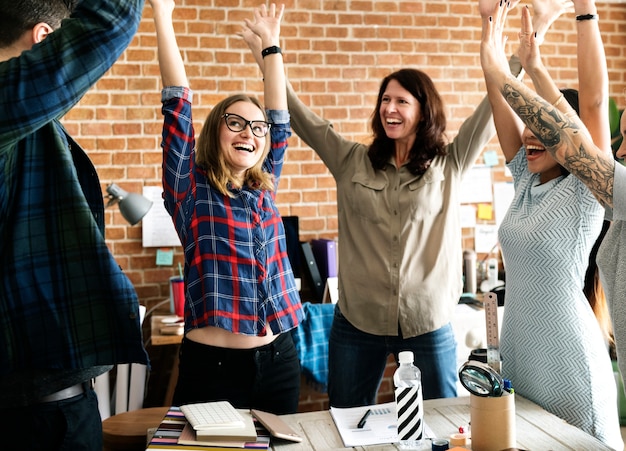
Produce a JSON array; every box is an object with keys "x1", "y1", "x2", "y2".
[{"x1": 458, "y1": 360, "x2": 504, "y2": 397}]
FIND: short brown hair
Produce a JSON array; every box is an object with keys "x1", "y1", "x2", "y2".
[{"x1": 0, "y1": 0, "x2": 75, "y2": 47}]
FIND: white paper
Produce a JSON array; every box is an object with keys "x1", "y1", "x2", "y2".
[
  {"x1": 323, "y1": 276, "x2": 339, "y2": 304},
  {"x1": 329, "y1": 402, "x2": 434, "y2": 448},
  {"x1": 330, "y1": 402, "x2": 399, "y2": 447},
  {"x1": 460, "y1": 205, "x2": 477, "y2": 228},
  {"x1": 493, "y1": 182, "x2": 515, "y2": 227},
  {"x1": 460, "y1": 165, "x2": 493, "y2": 204},
  {"x1": 141, "y1": 186, "x2": 181, "y2": 247},
  {"x1": 474, "y1": 224, "x2": 499, "y2": 254}
]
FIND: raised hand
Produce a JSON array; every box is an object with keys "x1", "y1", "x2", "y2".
[
  {"x1": 243, "y1": 3, "x2": 284, "y2": 47},
  {"x1": 480, "y1": 0, "x2": 512, "y2": 83},
  {"x1": 531, "y1": 0, "x2": 574, "y2": 43},
  {"x1": 517, "y1": 5, "x2": 542, "y2": 74},
  {"x1": 532, "y1": 0, "x2": 573, "y2": 24},
  {"x1": 148, "y1": 0, "x2": 175, "y2": 17},
  {"x1": 479, "y1": 0, "x2": 520, "y2": 19},
  {"x1": 238, "y1": 26, "x2": 262, "y2": 57},
  {"x1": 238, "y1": 4, "x2": 285, "y2": 71}
]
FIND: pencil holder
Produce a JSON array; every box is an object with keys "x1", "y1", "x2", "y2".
[{"x1": 469, "y1": 392, "x2": 516, "y2": 451}]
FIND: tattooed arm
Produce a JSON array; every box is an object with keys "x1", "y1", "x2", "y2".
[
  {"x1": 479, "y1": 0, "x2": 573, "y2": 163},
  {"x1": 481, "y1": 0, "x2": 614, "y2": 208},
  {"x1": 517, "y1": 0, "x2": 610, "y2": 152}
]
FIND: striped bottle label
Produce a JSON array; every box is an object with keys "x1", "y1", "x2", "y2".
[{"x1": 395, "y1": 385, "x2": 423, "y2": 440}]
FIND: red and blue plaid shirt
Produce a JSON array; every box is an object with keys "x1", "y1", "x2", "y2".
[{"x1": 160, "y1": 87, "x2": 303, "y2": 336}]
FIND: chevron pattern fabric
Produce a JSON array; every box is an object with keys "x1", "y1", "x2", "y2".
[{"x1": 498, "y1": 151, "x2": 622, "y2": 450}]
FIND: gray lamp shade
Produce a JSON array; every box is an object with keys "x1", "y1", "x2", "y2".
[{"x1": 105, "y1": 183, "x2": 153, "y2": 226}]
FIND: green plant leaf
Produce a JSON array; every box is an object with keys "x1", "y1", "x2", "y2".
[{"x1": 610, "y1": 97, "x2": 620, "y2": 138}]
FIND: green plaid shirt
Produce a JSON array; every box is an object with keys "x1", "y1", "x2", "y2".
[{"x1": 0, "y1": 0, "x2": 148, "y2": 377}]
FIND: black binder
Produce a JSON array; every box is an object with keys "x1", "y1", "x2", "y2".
[{"x1": 300, "y1": 241, "x2": 324, "y2": 303}]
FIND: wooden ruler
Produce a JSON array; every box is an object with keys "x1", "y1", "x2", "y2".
[{"x1": 483, "y1": 292, "x2": 501, "y2": 374}]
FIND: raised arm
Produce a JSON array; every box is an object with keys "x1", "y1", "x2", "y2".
[
  {"x1": 479, "y1": 0, "x2": 573, "y2": 163},
  {"x1": 518, "y1": 0, "x2": 608, "y2": 152},
  {"x1": 150, "y1": 0, "x2": 188, "y2": 88},
  {"x1": 573, "y1": 0, "x2": 610, "y2": 152},
  {"x1": 481, "y1": 0, "x2": 614, "y2": 208},
  {"x1": 241, "y1": 4, "x2": 286, "y2": 111}
]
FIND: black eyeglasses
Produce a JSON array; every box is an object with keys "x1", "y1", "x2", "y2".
[{"x1": 222, "y1": 113, "x2": 271, "y2": 138}]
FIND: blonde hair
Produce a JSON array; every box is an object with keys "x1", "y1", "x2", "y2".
[{"x1": 195, "y1": 94, "x2": 274, "y2": 197}]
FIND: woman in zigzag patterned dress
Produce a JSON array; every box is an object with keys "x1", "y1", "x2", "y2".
[
  {"x1": 497, "y1": 135, "x2": 620, "y2": 448},
  {"x1": 479, "y1": 0, "x2": 622, "y2": 449}
]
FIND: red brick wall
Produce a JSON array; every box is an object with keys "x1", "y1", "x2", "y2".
[
  {"x1": 60, "y1": 1, "x2": 626, "y2": 410},
  {"x1": 64, "y1": 1, "x2": 626, "y2": 313}
]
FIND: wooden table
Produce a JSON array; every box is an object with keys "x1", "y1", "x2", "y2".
[
  {"x1": 103, "y1": 406, "x2": 170, "y2": 451},
  {"x1": 273, "y1": 396, "x2": 612, "y2": 450},
  {"x1": 151, "y1": 314, "x2": 183, "y2": 406},
  {"x1": 151, "y1": 314, "x2": 184, "y2": 346}
]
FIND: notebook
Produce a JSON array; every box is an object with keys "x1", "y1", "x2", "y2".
[
  {"x1": 179, "y1": 401, "x2": 257, "y2": 442},
  {"x1": 180, "y1": 401, "x2": 245, "y2": 430},
  {"x1": 145, "y1": 407, "x2": 266, "y2": 450}
]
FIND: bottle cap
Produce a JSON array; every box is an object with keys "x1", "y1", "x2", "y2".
[
  {"x1": 432, "y1": 439, "x2": 449, "y2": 451},
  {"x1": 431, "y1": 438, "x2": 450, "y2": 451},
  {"x1": 398, "y1": 351, "x2": 414, "y2": 364}
]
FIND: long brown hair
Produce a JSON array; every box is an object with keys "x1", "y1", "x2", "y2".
[
  {"x1": 195, "y1": 94, "x2": 274, "y2": 197},
  {"x1": 368, "y1": 68, "x2": 447, "y2": 175}
]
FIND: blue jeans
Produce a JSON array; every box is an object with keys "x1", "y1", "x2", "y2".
[
  {"x1": 328, "y1": 306, "x2": 457, "y2": 407},
  {"x1": 0, "y1": 388, "x2": 102, "y2": 451}
]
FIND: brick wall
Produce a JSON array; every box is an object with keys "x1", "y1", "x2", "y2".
[{"x1": 60, "y1": 1, "x2": 626, "y2": 410}]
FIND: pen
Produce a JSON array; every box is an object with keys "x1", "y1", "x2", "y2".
[{"x1": 357, "y1": 409, "x2": 372, "y2": 429}]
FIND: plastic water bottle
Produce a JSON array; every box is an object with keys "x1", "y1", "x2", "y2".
[{"x1": 394, "y1": 351, "x2": 425, "y2": 449}]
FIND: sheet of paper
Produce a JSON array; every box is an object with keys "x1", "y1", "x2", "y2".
[
  {"x1": 460, "y1": 165, "x2": 493, "y2": 204},
  {"x1": 329, "y1": 402, "x2": 434, "y2": 448},
  {"x1": 475, "y1": 224, "x2": 499, "y2": 254},
  {"x1": 323, "y1": 276, "x2": 339, "y2": 304},
  {"x1": 460, "y1": 205, "x2": 477, "y2": 228},
  {"x1": 330, "y1": 402, "x2": 398, "y2": 447},
  {"x1": 142, "y1": 186, "x2": 181, "y2": 247},
  {"x1": 493, "y1": 182, "x2": 515, "y2": 227}
]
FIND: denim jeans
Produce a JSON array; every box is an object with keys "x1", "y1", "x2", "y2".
[
  {"x1": 328, "y1": 305, "x2": 458, "y2": 407},
  {"x1": 0, "y1": 388, "x2": 102, "y2": 451},
  {"x1": 173, "y1": 332, "x2": 301, "y2": 414}
]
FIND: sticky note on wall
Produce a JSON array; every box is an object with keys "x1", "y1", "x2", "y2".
[
  {"x1": 477, "y1": 203, "x2": 493, "y2": 220},
  {"x1": 483, "y1": 150, "x2": 499, "y2": 166}
]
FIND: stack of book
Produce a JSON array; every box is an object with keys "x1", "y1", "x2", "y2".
[{"x1": 146, "y1": 401, "x2": 270, "y2": 450}]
